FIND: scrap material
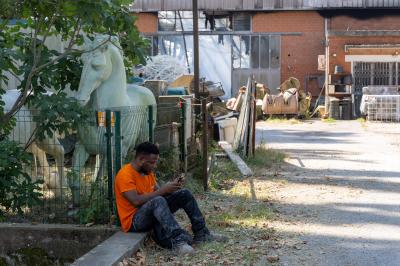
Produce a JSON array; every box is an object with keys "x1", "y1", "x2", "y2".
[
  {"x1": 233, "y1": 77, "x2": 256, "y2": 157},
  {"x1": 143, "y1": 55, "x2": 186, "y2": 83}
]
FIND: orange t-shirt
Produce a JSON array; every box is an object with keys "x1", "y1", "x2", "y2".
[{"x1": 114, "y1": 164, "x2": 157, "y2": 232}]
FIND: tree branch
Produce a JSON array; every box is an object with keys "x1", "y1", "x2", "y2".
[
  {"x1": 1, "y1": 17, "x2": 41, "y2": 124},
  {"x1": 37, "y1": 13, "x2": 57, "y2": 60}
]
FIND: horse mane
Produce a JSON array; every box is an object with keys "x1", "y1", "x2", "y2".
[{"x1": 92, "y1": 35, "x2": 123, "y2": 57}]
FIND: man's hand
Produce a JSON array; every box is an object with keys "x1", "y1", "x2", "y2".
[
  {"x1": 158, "y1": 181, "x2": 181, "y2": 195},
  {"x1": 174, "y1": 174, "x2": 186, "y2": 187},
  {"x1": 123, "y1": 180, "x2": 182, "y2": 207}
]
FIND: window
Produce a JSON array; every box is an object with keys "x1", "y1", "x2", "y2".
[
  {"x1": 233, "y1": 35, "x2": 280, "y2": 70},
  {"x1": 270, "y1": 35, "x2": 280, "y2": 69},
  {"x1": 251, "y1": 36, "x2": 259, "y2": 68},
  {"x1": 260, "y1": 36, "x2": 270, "y2": 69},
  {"x1": 232, "y1": 35, "x2": 250, "y2": 69},
  {"x1": 233, "y1": 13, "x2": 251, "y2": 31}
]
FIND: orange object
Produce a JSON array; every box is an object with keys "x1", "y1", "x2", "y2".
[
  {"x1": 114, "y1": 164, "x2": 157, "y2": 232},
  {"x1": 97, "y1": 111, "x2": 115, "y2": 127}
]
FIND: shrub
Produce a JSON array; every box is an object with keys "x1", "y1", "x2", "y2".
[{"x1": 0, "y1": 139, "x2": 43, "y2": 218}]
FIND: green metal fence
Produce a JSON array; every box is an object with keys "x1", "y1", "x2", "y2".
[{"x1": 3, "y1": 101, "x2": 190, "y2": 224}]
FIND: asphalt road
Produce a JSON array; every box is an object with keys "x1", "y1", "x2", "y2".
[{"x1": 256, "y1": 120, "x2": 400, "y2": 266}]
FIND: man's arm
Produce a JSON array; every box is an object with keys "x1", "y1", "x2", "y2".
[{"x1": 122, "y1": 181, "x2": 181, "y2": 207}]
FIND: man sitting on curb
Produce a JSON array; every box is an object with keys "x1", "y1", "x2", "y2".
[{"x1": 114, "y1": 142, "x2": 226, "y2": 254}]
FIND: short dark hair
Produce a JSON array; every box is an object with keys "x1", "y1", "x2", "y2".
[{"x1": 135, "y1": 142, "x2": 159, "y2": 158}]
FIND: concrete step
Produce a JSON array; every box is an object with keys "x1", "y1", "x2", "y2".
[{"x1": 72, "y1": 231, "x2": 147, "y2": 266}]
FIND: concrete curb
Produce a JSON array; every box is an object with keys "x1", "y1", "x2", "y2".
[{"x1": 72, "y1": 231, "x2": 147, "y2": 266}]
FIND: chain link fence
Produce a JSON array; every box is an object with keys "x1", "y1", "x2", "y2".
[{"x1": 4, "y1": 100, "x2": 194, "y2": 224}]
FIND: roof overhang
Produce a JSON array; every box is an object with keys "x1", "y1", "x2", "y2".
[{"x1": 130, "y1": 0, "x2": 400, "y2": 12}]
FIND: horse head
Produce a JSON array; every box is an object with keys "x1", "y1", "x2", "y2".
[{"x1": 76, "y1": 35, "x2": 120, "y2": 105}]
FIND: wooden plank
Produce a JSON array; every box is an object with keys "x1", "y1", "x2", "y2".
[
  {"x1": 234, "y1": 77, "x2": 252, "y2": 152},
  {"x1": 219, "y1": 141, "x2": 253, "y2": 177}
]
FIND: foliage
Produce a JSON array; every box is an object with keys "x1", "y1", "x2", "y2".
[
  {"x1": 0, "y1": 140, "x2": 43, "y2": 218},
  {"x1": 30, "y1": 91, "x2": 91, "y2": 141},
  {"x1": 0, "y1": 0, "x2": 148, "y2": 135},
  {"x1": 155, "y1": 148, "x2": 180, "y2": 182},
  {"x1": 79, "y1": 175, "x2": 110, "y2": 224},
  {"x1": 0, "y1": 0, "x2": 147, "y2": 220}
]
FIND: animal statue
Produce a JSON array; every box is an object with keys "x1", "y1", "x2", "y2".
[
  {"x1": 3, "y1": 90, "x2": 66, "y2": 192},
  {"x1": 71, "y1": 35, "x2": 157, "y2": 206}
]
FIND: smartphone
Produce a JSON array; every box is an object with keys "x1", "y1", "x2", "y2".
[{"x1": 177, "y1": 174, "x2": 185, "y2": 183}]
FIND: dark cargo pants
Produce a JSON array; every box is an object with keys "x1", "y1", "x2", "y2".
[{"x1": 130, "y1": 189, "x2": 209, "y2": 248}]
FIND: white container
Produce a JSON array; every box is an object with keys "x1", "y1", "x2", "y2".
[{"x1": 217, "y1": 118, "x2": 238, "y2": 144}]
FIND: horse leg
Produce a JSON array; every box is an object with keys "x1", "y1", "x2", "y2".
[
  {"x1": 93, "y1": 154, "x2": 101, "y2": 182},
  {"x1": 36, "y1": 137, "x2": 65, "y2": 189},
  {"x1": 29, "y1": 142, "x2": 50, "y2": 188},
  {"x1": 25, "y1": 144, "x2": 39, "y2": 180},
  {"x1": 71, "y1": 143, "x2": 90, "y2": 207}
]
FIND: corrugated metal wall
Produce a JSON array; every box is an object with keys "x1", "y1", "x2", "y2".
[{"x1": 131, "y1": 0, "x2": 400, "y2": 11}]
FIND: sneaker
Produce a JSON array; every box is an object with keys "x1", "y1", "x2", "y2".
[
  {"x1": 174, "y1": 242, "x2": 195, "y2": 255},
  {"x1": 193, "y1": 232, "x2": 228, "y2": 244}
]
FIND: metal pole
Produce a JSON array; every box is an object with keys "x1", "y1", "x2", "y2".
[
  {"x1": 114, "y1": 111, "x2": 122, "y2": 176},
  {"x1": 251, "y1": 81, "x2": 256, "y2": 157},
  {"x1": 193, "y1": 0, "x2": 200, "y2": 109},
  {"x1": 179, "y1": 100, "x2": 186, "y2": 170},
  {"x1": 148, "y1": 105, "x2": 154, "y2": 143},
  {"x1": 202, "y1": 98, "x2": 208, "y2": 191},
  {"x1": 105, "y1": 110, "x2": 113, "y2": 214},
  {"x1": 324, "y1": 17, "x2": 330, "y2": 116}
]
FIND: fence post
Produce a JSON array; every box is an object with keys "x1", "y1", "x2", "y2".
[
  {"x1": 105, "y1": 110, "x2": 114, "y2": 214},
  {"x1": 202, "y1": 98, "x2": 208, "y2": 191},
  {"x1": 148, "y1": 105, "x2": 154, "y2": 143},
  {"x1": 179, "y1": 99, "x2": 187, "y2": 172},
  {"x1": 114, "y1": 111, "x2": 122, "y2": 177}
]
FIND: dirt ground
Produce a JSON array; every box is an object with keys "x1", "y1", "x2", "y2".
[
  {"x1": 136, "y1": 119, "x2": 400, "y2": 266},
  {"x1": 257, "y1": 119, "x2": 400, "y2": 266}
]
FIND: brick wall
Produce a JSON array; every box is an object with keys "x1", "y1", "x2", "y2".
[
  {"x1": 329, "y1": 36, "x2": 400, "y2": 74},
  {"x1": 134, "y1": 12, "x2": 158, "y2": 33},
  {"x1": 329, "y1": 12, "x2": 400, "y2": 74},
  {"x1": 253, "y1": 11, "x2": 325, "y2": 93}
]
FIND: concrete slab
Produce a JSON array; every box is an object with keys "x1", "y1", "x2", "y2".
[
  {"x1": 72, "y1": 231, "x2": 147, "y2": 266},
  {"x1": 0, "y1": 223, "x2": 116, "y2": 260}
]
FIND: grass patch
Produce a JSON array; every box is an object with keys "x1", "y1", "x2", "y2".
[
  {"x1": 322, "y1": 117, "x2": 337, "y2": 123},
  {"x1": 265, "y1": 117, "x2": 301, "y2": 124},
  {"x1": 245, "y1": 145, "x2": 286, "y2": 169},
  {"x1": 209, "y1": 158, "x2": 241, "y2": 191},
  {"x1": 357, "y1": 117, "x2": 367, "y2": 128}
]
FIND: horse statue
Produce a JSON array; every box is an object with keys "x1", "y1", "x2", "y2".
[
  {"x1": 3, "y1": 90, "x2": 66, "y2": 193},
  {"x1": 70, "y1": 35, "x2": 156, "y2": 206}
]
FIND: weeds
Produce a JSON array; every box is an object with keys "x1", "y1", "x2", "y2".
[
  {"x1": 322, "y1": 117, "x2": 337, "y2": 123},
  {"x1": 79, "y1": 175, "x2": 110, "y2": 224},
  {"x1": 265, "y1": 116, "x2": 301, "y2": 124},
  {"x1": 357, "y1": 117, "x2": 367, "y2": 128},
  {"x1": 245, "y1": 145, "x2": 286, "y2": 169}
]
